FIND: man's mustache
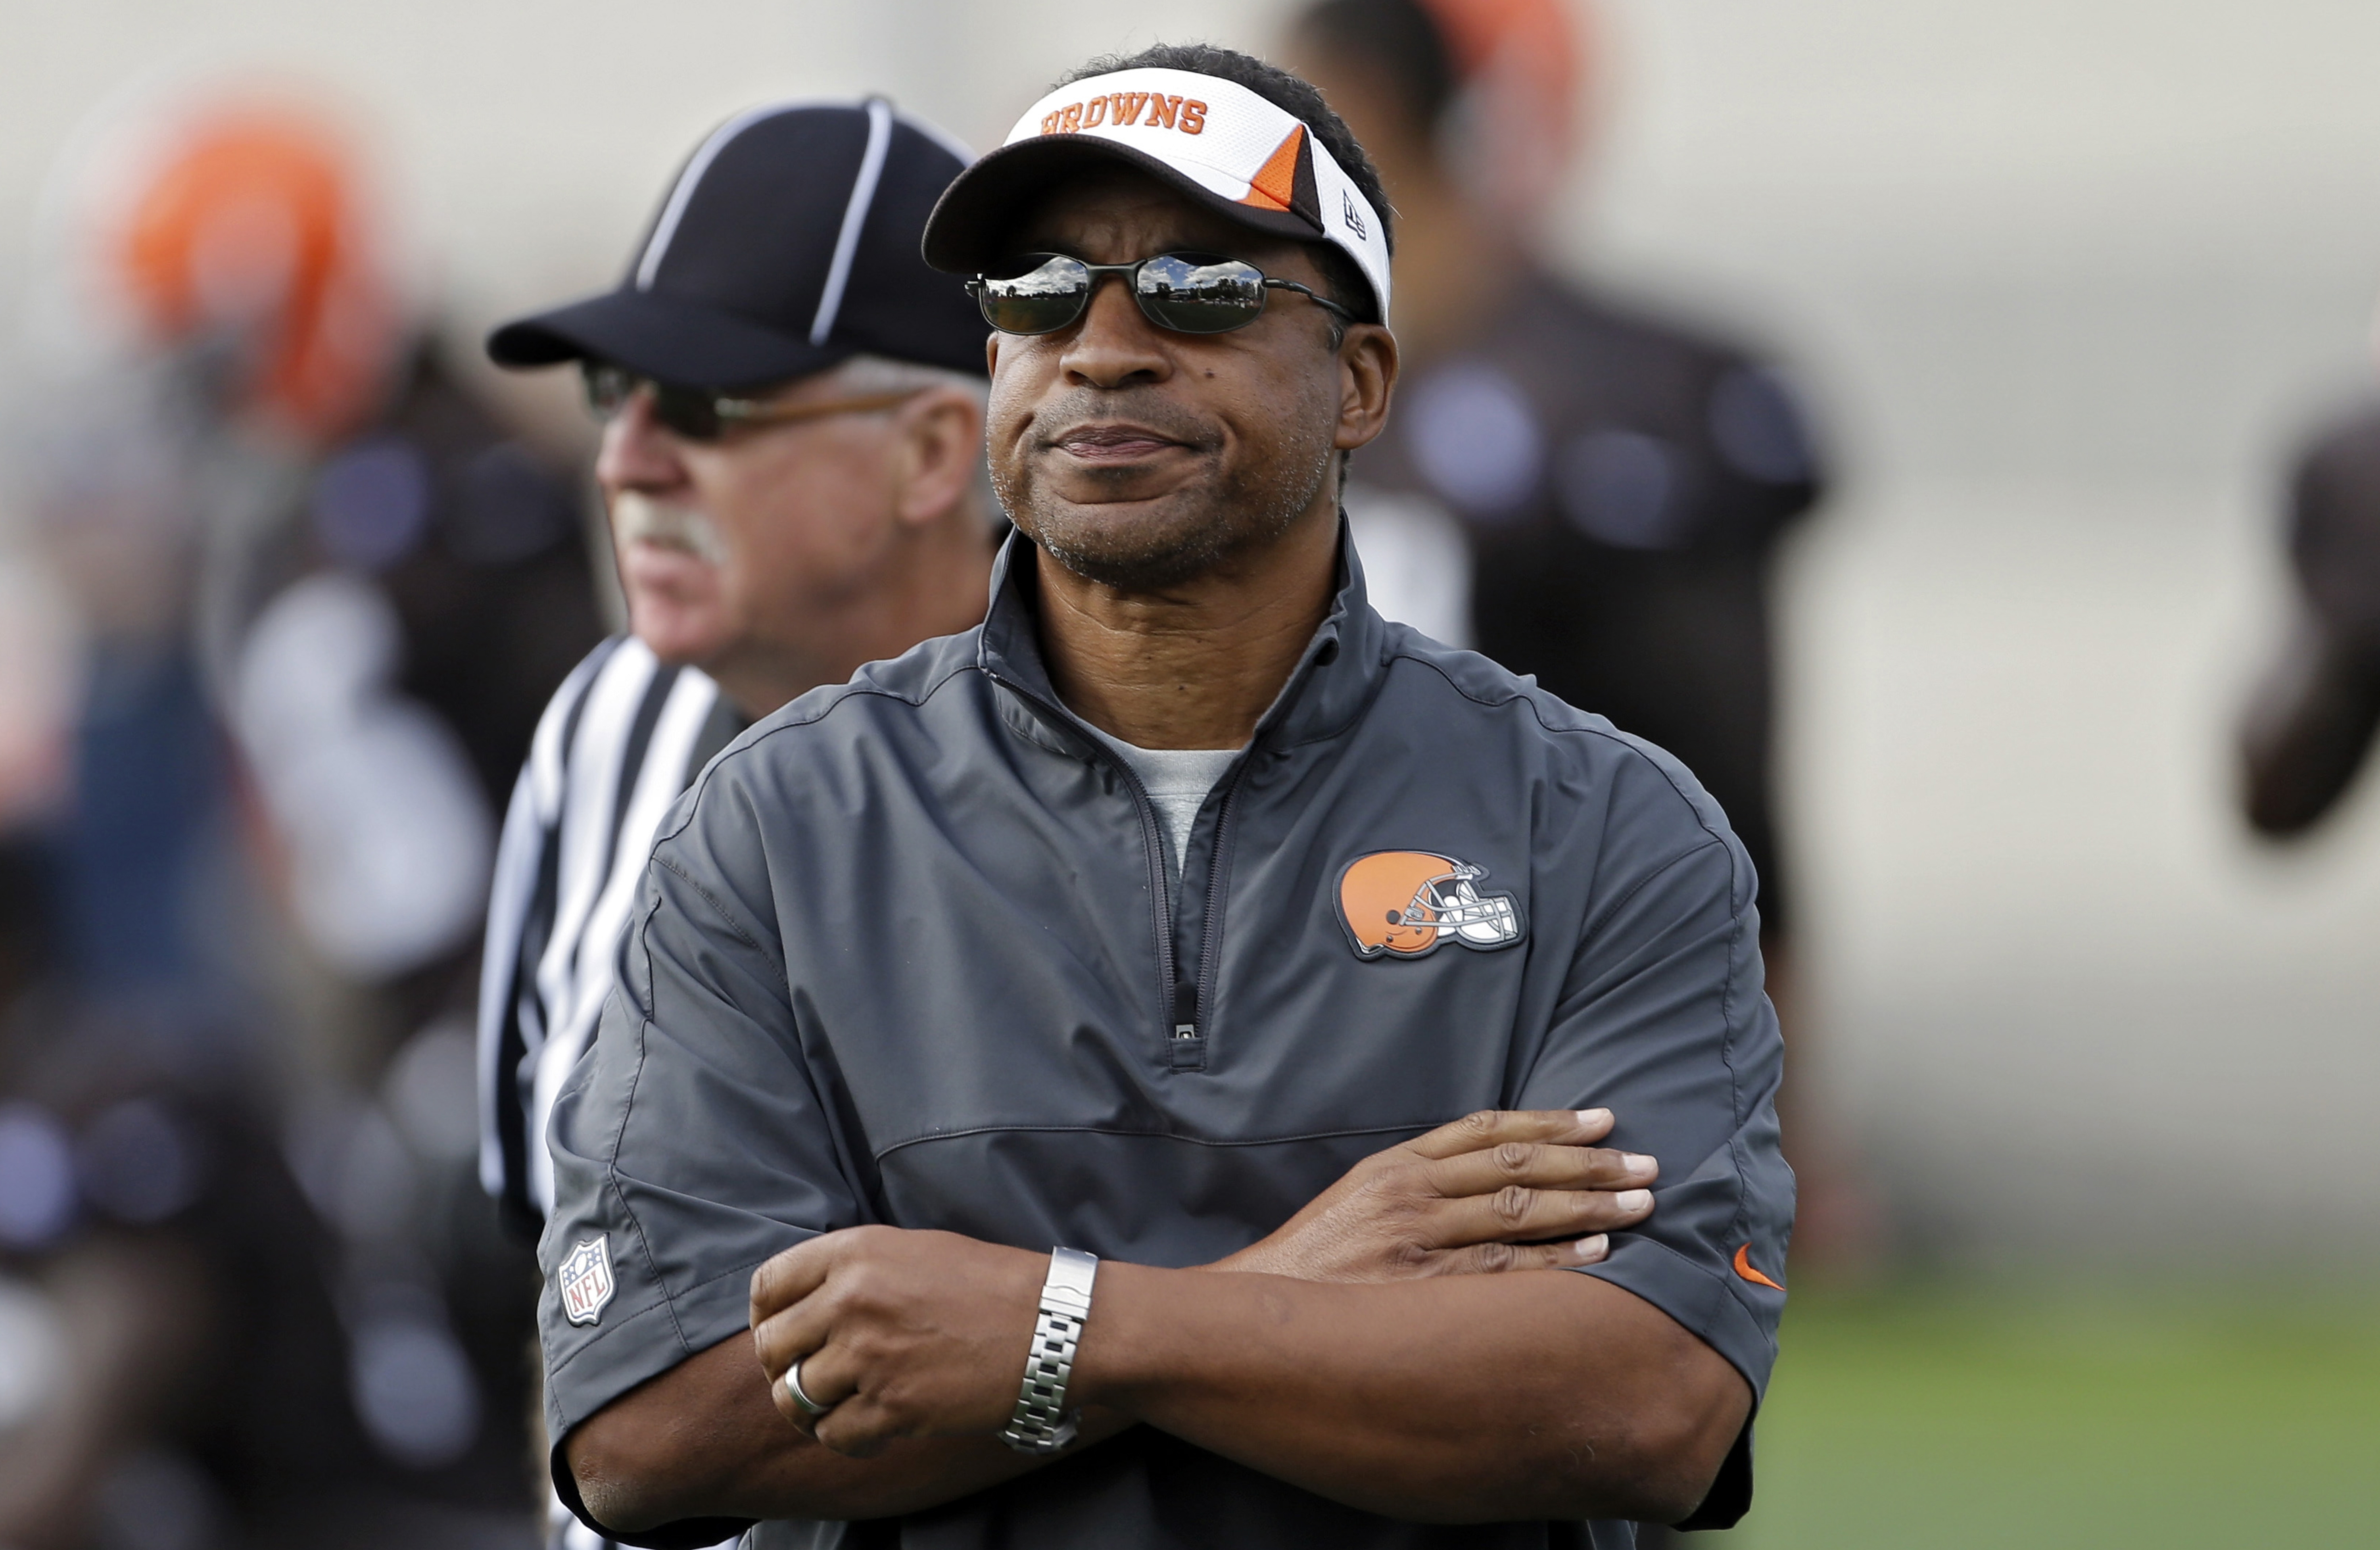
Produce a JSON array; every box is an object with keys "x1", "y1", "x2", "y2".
[
  {"x1": 611, "y1": 492, "x2": 730, "y2": 566},
  {"x1": 1027, "y1": 390, "x2": 1215, "y2": 453}
]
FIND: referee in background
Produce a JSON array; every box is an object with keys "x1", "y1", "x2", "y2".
[{"x1": 472, "y1": 98, "x2": 996, "y2": 1547}]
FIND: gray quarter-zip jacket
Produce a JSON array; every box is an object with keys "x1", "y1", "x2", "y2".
[{"x1": 540, "y1": 529, "x2": 1792, "y2": 1550}]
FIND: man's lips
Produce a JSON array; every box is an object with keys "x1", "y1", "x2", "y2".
[{"x1": 1048, "y1": 423, "x2": 1188, "y2": 462}]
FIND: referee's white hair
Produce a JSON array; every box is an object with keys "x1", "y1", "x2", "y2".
[{"x1": 821, "y1": 352, "x2": 998, "y2": 528}]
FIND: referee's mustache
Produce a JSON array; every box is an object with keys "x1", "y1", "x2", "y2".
[{"x1": 612, "y1": 491, "x2": 731, "y2": 567}]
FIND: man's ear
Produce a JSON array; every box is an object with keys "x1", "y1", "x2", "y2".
[
  {"x1": 1333, "y1": 323, "x2": 1398, "y2": 455},
  {"x1": 892, "y1": 387, "x2": 985, "y2": 528}
]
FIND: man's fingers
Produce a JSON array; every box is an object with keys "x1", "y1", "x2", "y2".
[
  {"x1": 1426, "y1": 1185, "x2": 1655, "y2": 1250},
  {"x1": 769, "y1": 1340, "x2": 860, "y2": 1432},
  {"x1": 1402, "y1": 1108, "x2": 1616, "y2": 1162},
  {"x1": 750, "y1": 1290, "x2": 838, "y2": 1388},
  {"x1": 749, "y1": 1231, "x2": 843, "y2": 1322},
  {"x1": 1421, "y1": 1141, "x2": 1657, "y2": 1199},
  {"x1": 810, "y1": 1389, "x2": 897, "y2": 1458},
  {"x1": 1442, "y1": 1233, "x2": 1611, "y2": 1275}
]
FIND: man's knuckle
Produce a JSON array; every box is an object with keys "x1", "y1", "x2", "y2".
[
  {"x1": 1492, "y1": 1184, "x2": 1536, "y2": 1227},
  {"x1": 1491, "y1": 1141, "x2": 1535, "y2": 1178},
  {"x1": 1456, "y1": 1109, "x2": 1499, "y2": 1141},
  {"x1": 1473, "y1": 1241, "x2": 1518, "y2": 1273}
]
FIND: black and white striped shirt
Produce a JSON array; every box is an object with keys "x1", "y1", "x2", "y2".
[{"x1": 478, "y1": 636, "x2": 748, "y2": 1229}]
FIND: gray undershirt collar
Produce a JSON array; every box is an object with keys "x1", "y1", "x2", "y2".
[{"x1": 1078, "y1": 722, "x2": 1240, "y2": 873}]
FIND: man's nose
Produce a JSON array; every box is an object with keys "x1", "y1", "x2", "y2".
[
  {"x1": 1058, "y1": 273, "x2": 1171, "y2": 390},
  {"x1": 593, "y1": 388, "x2": 690, "y2": 494}
]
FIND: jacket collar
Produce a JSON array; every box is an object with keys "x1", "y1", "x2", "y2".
[{"x1": 977, "y1": 517, "x2": 1390, "y2": 755}]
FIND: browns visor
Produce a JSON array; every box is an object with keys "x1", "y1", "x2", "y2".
[{"x1": 921, "y1": 66, "x2": 1392, "y2": 326}]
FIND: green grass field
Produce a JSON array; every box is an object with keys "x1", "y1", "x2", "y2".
[{"x1": 1693, "y1": 1282, "x2": 2380, "y2": 1548}]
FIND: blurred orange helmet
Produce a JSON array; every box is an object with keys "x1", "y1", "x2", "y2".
[
  {"x1": 107, "y1": 100, "x2": 399, "y2": 445},
  {"x1": 1414, "y1": 0, "x2": 1594, "y2": 220},
  {"x1": 1416, "y1": 0, "x2": 1586, "y2": 138}
]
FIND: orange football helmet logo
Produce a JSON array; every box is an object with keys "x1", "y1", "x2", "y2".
[{"x1": 1337, "y1": 851, "x2": 1525, "y2": 959}]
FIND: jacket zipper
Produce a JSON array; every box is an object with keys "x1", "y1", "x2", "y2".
[
  {"x1": 990, "y1": 668, "x2": 1292, "y2": 1074},
  {"x1": 1175, "y1": 755, "x2": 1257, "y2": 1070},
  {"x1": 983, "y1": 672, "x2": 1185, "y2": 1055}
]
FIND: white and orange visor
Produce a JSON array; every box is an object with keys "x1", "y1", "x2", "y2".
[{"x1": 921, "y1": 66, "x2": 1392, "y2": 324}]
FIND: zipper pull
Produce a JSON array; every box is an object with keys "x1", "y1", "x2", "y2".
[{"x1": 1169, "y1": 978, "x2": 1206, "y2": 1071}]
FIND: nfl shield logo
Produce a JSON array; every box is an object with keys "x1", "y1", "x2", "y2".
[{"x1": 560, "y1": 1236, "x2": 615, "y2": 1326}]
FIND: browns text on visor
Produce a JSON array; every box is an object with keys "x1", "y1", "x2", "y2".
[{"x1": 921, "y1": 65, "x2": 1392, "y2": 325}]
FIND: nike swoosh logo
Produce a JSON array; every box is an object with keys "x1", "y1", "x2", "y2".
[{"x1": 1733, "y1": 1243, "x2": 1783, "y2": 1290}]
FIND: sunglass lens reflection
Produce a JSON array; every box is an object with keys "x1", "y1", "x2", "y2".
[
  {"x1": 1135, "y1": 254, "x2": 1265, "y2": 334},
  {"x1": 977, "y1": 256, "x2": 1092, "y2": 335}
]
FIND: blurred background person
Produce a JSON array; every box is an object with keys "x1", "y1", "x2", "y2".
[
  {"x1": 1281, "y1": 0, "x2": 1867, "y2": 1268},
  {"x1": 472, "y1": 98, "x2": 995, "y2": 1549},
  {"x1": 0, "y1": 79, "x2": 603, "y2": 1548},
  {"x1": 2238, "y1": 349, "x2": 2380, "y2": 836}
]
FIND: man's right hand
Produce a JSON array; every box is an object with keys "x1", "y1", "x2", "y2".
[{"x1": 1205, "y1": 1109, "x2": 1656, "y2": 1282}]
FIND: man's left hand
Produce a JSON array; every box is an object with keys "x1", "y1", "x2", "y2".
[{"x1": 750, "y1": 1225, "x2": 1049, "y2": 1458}]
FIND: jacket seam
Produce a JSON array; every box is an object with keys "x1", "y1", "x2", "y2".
[
  {"x1": 872, "y1": 1118, "x2": 1440, "y2": 1161},
  {"x1": 1574, "y1": 1232, "x2": 1778, "y2": 1368},
  {"x1": 541, "y1": 1252, "x2": 772, "y2": 1392},
  {"x1": 1580, "y1": 837, "x2": 1726, "y2": 942},
  {"x1": 1393, "y1": 651, "x2": 1733, "y2": 853},
  {"x1": 608, "y1": 893, "x2": 694, "y2": 1359},
  {"x1": 652, "y1": 658, "x2": 982, "y2": 849},
  {"x1": 1721, "y1": 901, "x2": 1756, "y2": 1252},
  {"x1": 543, "y1": 1292, "x2": 683, "y2": 1386},
  {"x1": 654, "y1": 854, "x2": 768, "y2": 957}
]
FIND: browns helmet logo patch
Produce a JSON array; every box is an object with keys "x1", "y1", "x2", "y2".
[{"x1": 1336, "y1": 851, "x2": 1526, "y2": 960}]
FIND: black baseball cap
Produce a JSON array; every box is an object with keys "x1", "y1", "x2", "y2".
[{"x1": 488, "y1": 99, "x2": 987, "y2": 389}]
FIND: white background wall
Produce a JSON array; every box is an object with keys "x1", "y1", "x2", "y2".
[{"x1": 8, "y1": 0, "x2": 2378, "y2": 1268}]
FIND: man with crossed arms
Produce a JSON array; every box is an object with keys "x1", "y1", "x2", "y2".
[{"x1": 539, "y1": 43, "x2": 1789, "y2": 1550}]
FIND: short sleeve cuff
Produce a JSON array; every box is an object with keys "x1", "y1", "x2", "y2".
[
  {"x1": 1571, "y1": 1233, "x2": 1778, "y2": 1531},
  {"x1": 543, "y1": 1252, "x2": 770, "y2": 1439}
]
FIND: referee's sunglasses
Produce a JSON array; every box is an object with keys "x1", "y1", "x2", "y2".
[
  {"x1": 581, "y1": 363, "x2": 922, "y2": 442},
  {"x1": 967, "y1": 251, "x2": 1353, "y2": 338}
]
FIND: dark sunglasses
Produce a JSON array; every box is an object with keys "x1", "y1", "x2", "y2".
[
  {"x1": 967, "y1": 251, "x2": 1355, "y2": 337},
  {"x1": 581, "y1": 363, "x2": 921, "y2": 442}
]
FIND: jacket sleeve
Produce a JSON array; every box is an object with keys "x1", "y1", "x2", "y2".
[
  {"x1": 1512, "y1": 747, "x2": 1791, "y2": 1531},
  {"x1": 535, "y1": 776, "x2": 864, "y2": 1465}
]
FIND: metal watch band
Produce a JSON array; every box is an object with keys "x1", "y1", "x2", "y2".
[{"x1": 1000, "y1": 1246, "x2": 1099, "y2": 1454}]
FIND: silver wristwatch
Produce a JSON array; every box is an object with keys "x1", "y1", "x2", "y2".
[{"x1": 1000, "y1": 1247, "x2": 1099, "y2": 1453}]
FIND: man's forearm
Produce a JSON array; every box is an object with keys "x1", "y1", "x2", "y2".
[
  {"x1": 567, "y1": 1333, "x2": 1128, "y2": 1533},
  {"x1": 1071, "y1": 1264, "x2": 1749, "y2": 1525}
]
